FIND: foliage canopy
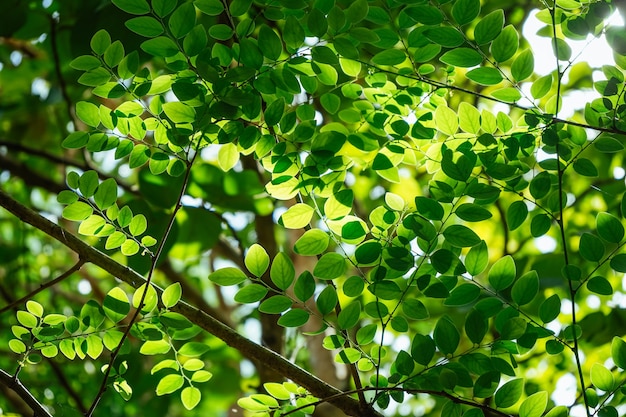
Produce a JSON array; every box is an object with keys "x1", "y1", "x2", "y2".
[{"x1": 2, "y1": 0, "x2": 626, "y2": 416}]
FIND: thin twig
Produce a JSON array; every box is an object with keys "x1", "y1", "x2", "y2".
[
  {"x1": 0, "y1": 259, "x2": 84, "y2": 315},
  {"x1": 85, "y1": 156, "x2": 196, "y2": 416},
  {"x1": 0, "y1": 368, "x2": 53, "y2": 417}
]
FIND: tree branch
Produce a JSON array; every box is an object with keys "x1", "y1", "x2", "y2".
[
  {"x1": 0, "y1": 368, "x2": 53, "y2": 417},
  {"x1": 0, "y1": 188, "x2": 381, "y2": 417},
  {"x1": 0, "y1": 259, "x2": 84, "y2": 314}
]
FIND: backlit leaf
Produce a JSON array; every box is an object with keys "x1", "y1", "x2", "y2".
[
  {"x1": 495, "y1": 378, "x2": 524, "y2": 408},
  {"x1": 489, "y1": 255, "x2": 516, "y2": 291}
]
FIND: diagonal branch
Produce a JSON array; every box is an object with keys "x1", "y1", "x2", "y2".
[
  {"x1": 0, "y1": 259, "x2": 84, "y2": 315},
  {"x1": 0, "y1": 189, "x2": 381, "y2": 417},
  {"x1": 0, "y1": 368, "x2": 53, "y2": 417}
]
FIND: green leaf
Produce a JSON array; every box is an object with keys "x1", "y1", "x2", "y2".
[
  {"x1": 465, "y1": 309, "x2": 488, "y2": 344},
  {"x1": 519, "y1": 391, "x2": 548, "y2": 417},
  {"x1": 594, "y1": 136, "x2": 624, "y2": 153},
  {"x1": 511, "y1": 270, "x2": 539, "y2": 306},
  {"x1": 511, "y1": 49, "x2": 534, "y2": 82},
  {"x1": 194, "y1": 0, "x2": 224, "y2": 15},
  {"x1": 415, "y1": 197, "x2": 444, "y2": 220},
  {"x1": 90, "y1": 29, "x2": 111, "y2": 55},
  {"x1": 209, "y1": 267, "x2": 247, "y2": 286},
  {"x1": 152, "y1": 0, "x2": 177, "y2": 17},
  {"x1": 94, "y1": 178, "x2": 117, "y2": 210},
  {"x1": 435, "y1": 105, "x2": 458, "y2": 135},
  {"x1": 455, "y1": 203, "x2": 492, "y2": 222},
  {"x1": 162, "y1": 283, "x2": 182, "y2": 309},
  {"x1": 443, "y1": 225, "x2": 481, "y2": 247},
  {"x1": 258, "y1": 25, "x2": 282, "y2": 60},
  {"x1": 62, "y1": 132, "x2": 90, "y2": 149},
  {"x1": 434, "y1": 316, "x2": 459, "y2": 355},
  {"x1": 283, "y1": 15, "x2": 304, "y2": 49},
  {"x1": 129, "y1": 214, "x2": 147, "y2": 236},
  {"x1": 465, "y1": 240, "x2": 488, "y2": 276},
  {"x1": 491, "y1": 25, "x2": 519, "y2": 62},
  {"x1": 597, "y1": 212, "x2": 624, "y2": 243},
  {"x1": 294, "y1": 229, "x2": 330, "y2": 256},
  {"x1": 183, "y1": 25, "x2": 208, "y2": 56},
  {"x1": 86, "y1": 334, "x2": 104, "y2": 359},
  {"x1": 270, "y1": 253, "x2": 295, "y2": 290},
  {"x1": 474, "y1": 9, "x2": 504, "y2": 45},
  {"x1": 70, "y1": 55, "x2": 102, "y2": 71},
  {"x1": 345, "y1": 0, "x2": 368, "y2": 23},
  {"x1": 208, "y1": 24, "x2": 233, "y2": 41},
  {"x1": 245, "y1": 244, "x2": 270, "y2": 277},
  {"x1": 17, "y1": 310, "x2": 38, "y2": 328},
  {"x1": 112, "y1": 0, "x2": 150, "y2": 15},
  {"x1": 491, "y1": 88, "x2": 522, "y2": 102},
  {"x1": 579, "y1": 233, "x2": 605, "y2": 262},
  {"x1": 424, "y1": 27, "x2": 464, "y2": 48},
  {"x1": 587, "y1": 276, "x2": 613, "y2": 295},
  {"x1": 411, "y1": 334, "x2": 435, "y2": 365},
  {"x1": 439, "y1": 48, "x2": 483, "y2": 67},
  {"x1": 62, "y1": 201, "x2": 93, "y2": 221},
  {"x1": 76, "y1": 101, "x2": 100, "y2": 127},
  {"x1": 489, "y1": 255, "x2": 516, "y2": 291},
  {"x1": 324, "y1": 189, "x2": 353, "y2": 220},
  {"x1": 451, "y1": 0, "x2": 480, "y2": 26},
  {"x1": 278, "y1": 309, "x2": 310, "y2": 327},
  {"x1": 163, "y1": 101, "x2": 195, "y2": 123},
  {"x1": 458, "y1": 102, "x2": 481, "y2": 134},
  {"x1": 355, "y1": 241, "x2": 382, "y2": 265},
  {"x1": 294, "y1": 271, "x2": 315, "y2": 302},
  {"x1": 316, "y1": 286, "x2": 338, "y2": 316},
  {"x1": 531, "y1": 73, "x2": 553, "y2": 99},
  {"x1": 539, "y1": 294, "x2": 561, "y2": 323},
  {"x1": 181, "y1": 386, "x2": 201, "y2": 410},
  {"x1": 79, "y1": 170, "x2": 99, "y2": 198},
  {"x1": 78, "y1": 215, "x2": 106, "y2": 236},
  {"x1": 169, "y1": 2, "x2": 195, "y2": 38},
  {"x1": 338, "y1": 301, "x2": 361, "y2": 330},
  {"x1": 125, "y1": 16, "x2": 164, "y2": 37},
  {"x1": 229, "y1": 0, "x2": 252, "y2": 16},
  {"x1": 321, "y1": 93, "x2": 341, "y2": 114},
  {"x1": 280, "y1": 204, "x2": 315, "y2": 229},
  {"x1": 404, "y1": 5, "x2": 443, "y2": 25},
  {"x1": 313, "y1": 253, "x2": 347, "y2": 280},
  {"x1": 506, "y1": 201, "x2": 528, "y2": 231},
  {"x1": 444, "y1": 283, "x2": 481, "y2": 306},
  {"x1": 371, "y1": 49, "x2": 406, "y2": 66},
  {"x1": 141, "y1": 37, "x2": 179, "y2": 57},
  {"x1": 235, "y1": 284, "x2": 268, "y2": 303},
  {"x1": 9, "y1": 339, "x2": 27, "y2": 354},
  {"x1": 573, "y1": 158, "x2": 598, "y2": 177},
  {"x1": 465, "y1": 67, "x2": 504, "y2": 85},
  {"x1": 103, "y1": 287, "x2": 130, "y2": 323},
  {"x1": 218, "y1": 143, "x2": 239, "y2": 171},
  {"x1": 591, "y1": 364, "x2": 614, "y2": 391},
  {"x1": 264, "y1": 97, "x2": 285, "y2": 126},
  {"x1": 612, "y1": 337, "x2": 626, "y2": 369},
  {"x1": 178, "y1": 342, "x2": 210, "y2": 357},
  {"x1": 259, "y1": 295, "x2": 292, "y2": 314},
  {"x1": 495, "y1": 378, "x2": 524, "y2": 408},
  {"x1": 156, "y1": 374, "x2": 184, "y2": 396}
]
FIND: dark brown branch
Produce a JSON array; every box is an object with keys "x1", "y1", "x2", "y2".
[
  {"x1": 0, "y1": 189, "x2": 380, "y2": 417},
  {"x1": 0, "y1": 368, "x2": 53, "y2": 417}
]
